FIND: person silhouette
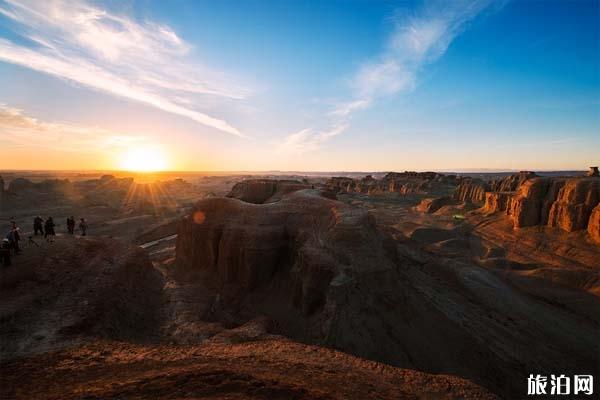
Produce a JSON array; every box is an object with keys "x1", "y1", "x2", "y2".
[
  {"x1": 79, "y1": 218, "x2": 88, "y2": 236},
  {"x1": 66, "y1": 216, "x2": 75, "y2": 234},
  {"x1": 44, "y1": 217, "x2": 56, "y2": 241}
]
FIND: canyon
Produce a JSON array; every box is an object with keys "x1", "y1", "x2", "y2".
[{"x1": 1, "y1": 170, "x2": 598, "y2": 399}]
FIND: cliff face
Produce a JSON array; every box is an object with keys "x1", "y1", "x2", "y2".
[
  {"x1": 588, "y1": 205, "x2": 600, "y2": 243},
  {"x1": 453, "y1": 178, "x2": 489, "y2": 204},
  {"x1": 489, "y1": 171, "x2": 537, "y2": 192},
  {"x1": 506, "y1": 177, "x2": 599, "y2": 233},
  {"x1": 482, "y1": 191, "x2": 512, "y2": 214},
  {"x1": 464, "y1": 173, "x2": 600, "y2": 243},
  {"x1": 507, "y1": 178, "x2": 552, "y2": 228},
  {"x1": 547, "y1": 178, "x2": 600, "y2": 232},
  {"x1": 176, "y1": 190, "x2": 392, "y2": 317}
]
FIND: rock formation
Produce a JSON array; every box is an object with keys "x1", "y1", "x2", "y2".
[
  {"x1": 587, "y1": 166, "x2": 599, "y2": 177},
  {"x1": 226, "y1": 179, "x2": 311, "y2": 204},
  {"x1": 547, "y1": 178, "x2": 600, "y2": 231},
  {"x1": 489, "y1": 171, "x2": 537, "y2": 192},
  {"x1": 482, "y1": 191, "x2": 512, "y2": 214},
  {"x1": 453, "y1": 178, "x2": 489, "y2": 204},
  {"x1": 501, "y1": 177, "x2": 599, "y2": 231},
  {"x1": 588, "y1": 204, "x2": 600, "y2": 244},
  {"x1": 177, "y1": 189, "x2": 389, "y2": 317},
  {"x1": 452, "y1": 171, "x2": 600, "y2": 242},
  {"x1": 6, "y1": 177, "x2": 37, "y2": 192},
  {"x1": 326, "y1": 177, "x2": 355, "y2": 193},
  {"x1": 417, "y1": 196, "x2": 456, "y2": 213},
  {"x1": 327, "y1": 171, "x2": 459, "y2": 196}
]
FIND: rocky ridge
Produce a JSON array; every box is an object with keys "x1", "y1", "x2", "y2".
[
  {"x1": 453, "y1": 172, "x2": 600, "y2": 243},
  {"x1": 327, "y1": 171, "x2": 459, "y2": 196}
]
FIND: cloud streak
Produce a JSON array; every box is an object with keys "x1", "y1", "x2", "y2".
[
  {"x1": 281, "y1": 0, "x2": 501, "y2": 153},
  {"x1": 337, "y1": 0, "x2": 500, "y2": 115},
  {"x1": 277, "y1": 123, "x2": 348, "y2": 153},
  {"x1": 0, "y1": 0, "x2": 248, "y2": 136},
  {"x1": 0, "y1": 103, "x2": 146, "y2": 152}
]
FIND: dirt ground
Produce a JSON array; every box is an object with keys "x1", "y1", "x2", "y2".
[{"x1": 0, "y1": 338, "x2": 498, "y2": 400}]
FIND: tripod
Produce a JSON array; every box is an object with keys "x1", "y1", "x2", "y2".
[{"x1": 26, "y1": 236, "x2": 40, "y2": 248}]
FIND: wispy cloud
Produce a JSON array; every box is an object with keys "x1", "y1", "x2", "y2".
[
  {"x1": 277, "y1": 123, "x2": 348, "y2": 153},
  {"x1": 337, "y1": 0, "x2": 500, "y2": 115},
  {"x1": 0, "y1": 0, "x2": 249, "y2": 136},
  {"x1": 280, "y1": 0, "x2": 501, "y2": 152},
  {"x1": 0, "y1": 103, "x2": 146, "y2": 152}
]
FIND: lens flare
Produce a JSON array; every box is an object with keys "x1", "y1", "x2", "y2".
[{"x1": 193, "y1": 211, "x2": 206, "y2": 224}]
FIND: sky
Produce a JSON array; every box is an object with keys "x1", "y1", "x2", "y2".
[{"x1": 0, "y1": 0, "x2": 598, "y2": 172}]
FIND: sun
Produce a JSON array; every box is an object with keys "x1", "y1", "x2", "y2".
[{"x1": 119, "y1": 146, "x2": 168, "y2": 172}]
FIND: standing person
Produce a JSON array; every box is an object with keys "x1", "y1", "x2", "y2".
[
  {"x1": 66, "y1": 216, "x2": 75, "y2": 234},
  {"x1": 9, "y1": 221, "x2": 20, "y2": 255},
  {"x1": 44, "y1": 217, "x2": 56, "y2": 242},
  {"x1": 0, "y1": 238, "x2": 11, "y2": 266},
  {"x1": 33, "y1": 216, "x2": 44, "y2": 236},
  {"x1": 79, "y1": 218, "x2": 88, "y2": 236}
]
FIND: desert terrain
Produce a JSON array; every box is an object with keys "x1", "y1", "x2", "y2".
[{"x1": 0, "y1": 169, "x2": 598, "y2": 399}]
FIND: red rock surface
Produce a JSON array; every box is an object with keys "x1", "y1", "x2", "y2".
[
  {"x1": 482, "y1": 191, "x2": 512, "y2": 214},
  {"x1": 453, "y1": 178, "x2": 488, "y2": 203},
  {"x1": 589, "y1": 204, "x2": 600, "y2": 244},
  {"x1": 489, "y1": 171, "x2": 537, "y2": 192},
  {"x1": 547, "y1": 178, "x2": 600, "y2": 232},
  {"x1": 453, "y1": 173, "x2": 600, "y2": 242},
  {"x1": 507, "y1": 178, "x2": 551, "y2": 228}
]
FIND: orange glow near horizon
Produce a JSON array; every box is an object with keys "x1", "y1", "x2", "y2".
[{"x1": 118, "y1": 146, "x2": 169, "y2": 172}]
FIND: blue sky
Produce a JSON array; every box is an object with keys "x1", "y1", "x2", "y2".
[{"x1": 0, "y1": 0, "x2": 598, "y2": 171}]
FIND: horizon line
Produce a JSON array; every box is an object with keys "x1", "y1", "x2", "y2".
[{"x1": 0, "y1": 168, "x2": 592, "y2": 175}]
